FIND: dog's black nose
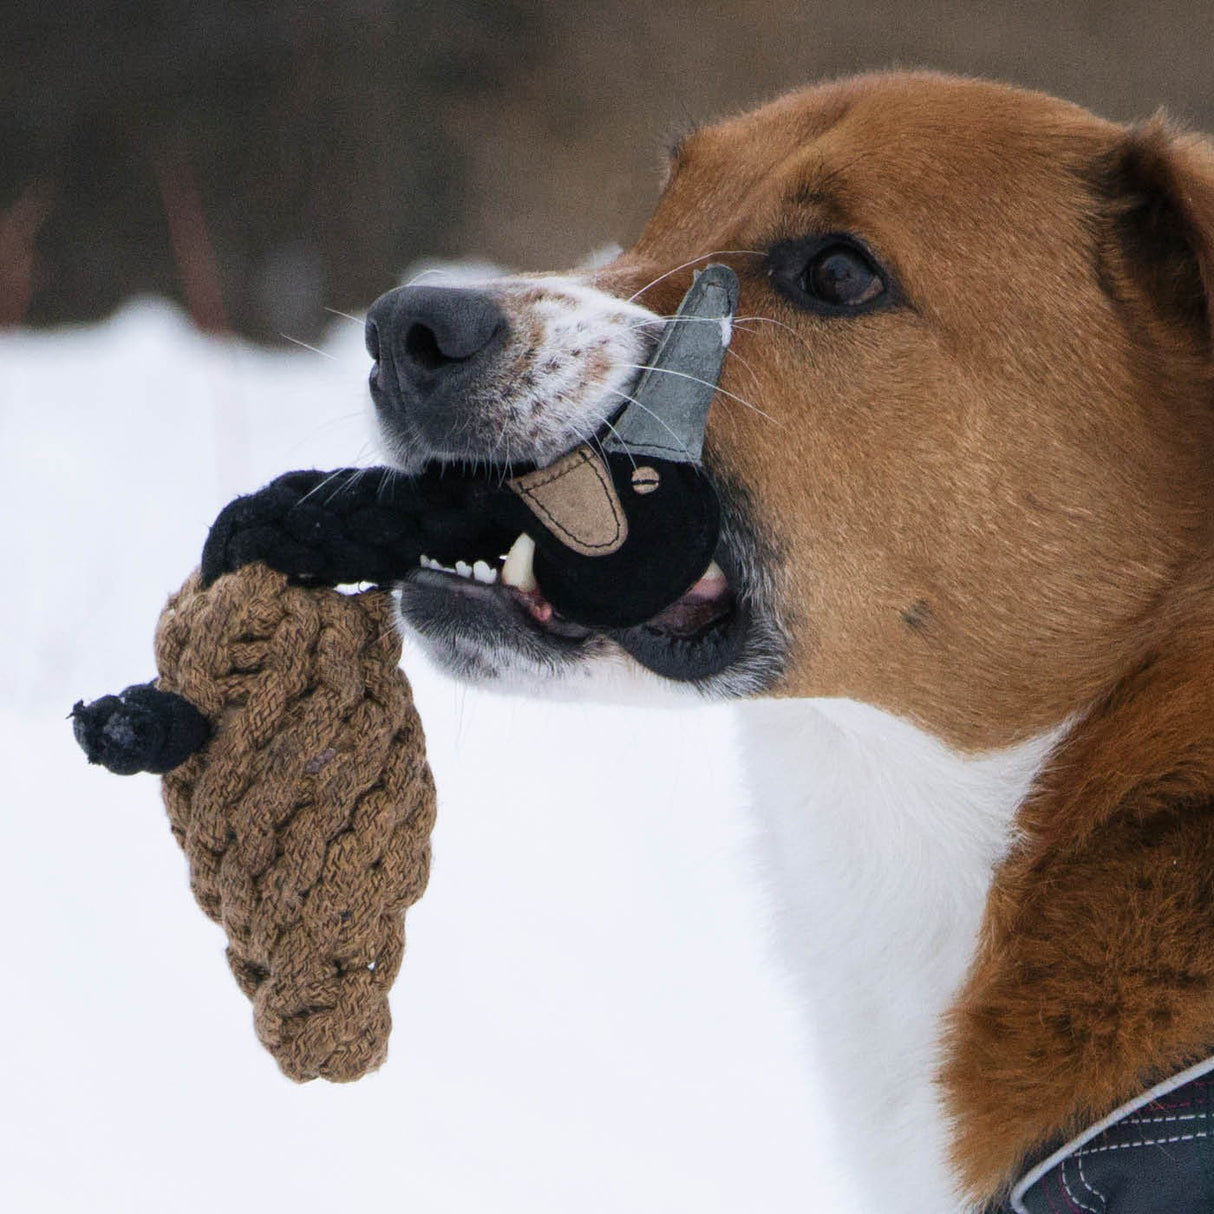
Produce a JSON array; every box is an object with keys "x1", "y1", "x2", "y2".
[
  {"x1": 366, "y1": 284, "x2": 507, "y2": 383},
  {"x1": 365, "y1": 285, "x2": 510, "y2": 459}
]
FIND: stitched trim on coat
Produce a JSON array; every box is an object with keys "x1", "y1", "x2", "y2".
[{"x1": 1009, "y1": 1054, "x2": 1214, "y2": 1213}]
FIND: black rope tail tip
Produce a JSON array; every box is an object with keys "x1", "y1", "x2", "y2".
[{"x1": 71, "y1": 682, "x2": 211, "y2": 776}]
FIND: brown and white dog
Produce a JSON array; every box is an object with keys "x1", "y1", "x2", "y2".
[{"x1": 365, "y1": 72, "x2": 1214, "y2": 1211}]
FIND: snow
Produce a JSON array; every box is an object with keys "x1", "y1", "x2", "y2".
[{"x1": 0, "y1": 300, "x2": 850, "y2": 1212}]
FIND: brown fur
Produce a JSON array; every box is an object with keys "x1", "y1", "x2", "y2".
[
  {"x1": 590, "y1": 73, "x2": 1214, "y2": 1203},
  {"x1": 943, "y1": 599, "x2": 1214, "y2": 1199}
]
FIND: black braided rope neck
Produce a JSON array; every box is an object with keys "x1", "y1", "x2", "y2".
[{"x1": 200, "y1": 467, "x2": 429, "y2": 589}]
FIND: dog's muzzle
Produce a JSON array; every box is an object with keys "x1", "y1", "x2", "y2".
[{"x1": 360, "y1": 265, "x2": 740, "y2": 630}]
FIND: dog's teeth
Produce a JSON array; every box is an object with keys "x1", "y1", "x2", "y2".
[
  {"x1": 703, "y1": 559, "x2": 725, "y2": 581},
  {"x1": 419, "y1": 554, "x2": 432, "y2": 569},
  {"x1": 455, "y1": 560, "x2": 472, "y2": 579},
  {"x1": 472, "y1": 560, "x2": 497, "y2": 584},
  {"x1": 501, "y1": 532, "x2": 538, "y2": 592}
]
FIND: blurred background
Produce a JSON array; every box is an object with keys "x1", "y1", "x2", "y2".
[
  {"x1": 5, "y1": 5, "x2": 1214, "y2": 1213},
  {"x1": 5, "y1": 0, "x2": 1214, "y2": 342}
]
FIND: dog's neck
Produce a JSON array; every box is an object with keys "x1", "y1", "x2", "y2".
[{"x1": 738, "y1": 697, "x2": 1064, "y2": 1213}]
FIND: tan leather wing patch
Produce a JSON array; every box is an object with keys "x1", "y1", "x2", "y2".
[{"x1": 508, "y1": 445, "x2": 628, "y2": 556}]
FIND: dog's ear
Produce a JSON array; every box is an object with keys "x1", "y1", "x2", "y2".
[{"x1": 1098, "y1": 117, "x2": 1214, "y2": 352}]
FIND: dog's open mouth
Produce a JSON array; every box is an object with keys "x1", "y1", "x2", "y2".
[
  {"x1": 415, "y1": 528, "x2": 733, "y2": 633},
  {"x1": 399, "y1": 503, "x2": 746, "y2": 681}
]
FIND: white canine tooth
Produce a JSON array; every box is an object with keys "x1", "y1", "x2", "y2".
[
  {"x1": 420, "y1": 555, "x2": 432, "y2": 568},
  {"x1": 703, "y1": 559, "x2": 725, "y2": 581},
  {"x1": 455, "y1": 560, "x2": 472, "y2": 579},
  {"x1": 472, "y1": 560, "x2": 497, "y2": 584},
  {"x1": 500, "y1": 532, "x2": 537, "y2": 592}
]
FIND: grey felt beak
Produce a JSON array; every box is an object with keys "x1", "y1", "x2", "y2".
[{"x1": 601, "y1": 263, "x2": 740, "y2": 465}]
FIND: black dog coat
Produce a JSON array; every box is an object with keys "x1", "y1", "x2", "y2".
[{"x1": 999, "y1": 1056, "x2": 1214, "y2": 1214}]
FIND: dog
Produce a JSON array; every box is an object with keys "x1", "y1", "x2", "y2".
[{"x1": 363, "y1": 71, "x2": 1214, "y2": 1211}]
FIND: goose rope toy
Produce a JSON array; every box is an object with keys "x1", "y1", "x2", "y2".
[{"x1": 71, "y1": 265, "x2": 738, "y2": 1082}]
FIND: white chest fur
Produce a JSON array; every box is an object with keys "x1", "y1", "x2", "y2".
[{"x1": 738, "y1": 698, "x2": 1062, "y2": 1214}]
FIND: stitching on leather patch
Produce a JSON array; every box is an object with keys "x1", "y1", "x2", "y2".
[{"x1": 509, "y1": 447, "x2": 628, "y2": 556}]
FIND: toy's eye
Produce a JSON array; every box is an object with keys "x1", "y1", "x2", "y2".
[
  {"x1": 803, "y1": 245, "x2": 884, "y2": 307},
  {"x1": 769, "y1": 236, "x2": 892, "y2": 315}
]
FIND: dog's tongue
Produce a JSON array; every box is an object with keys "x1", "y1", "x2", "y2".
[
  {"x1": 646, "y1": 560, "x2": 731, "y2": 629},
  {"x1": 498, "y1": 265, "x2": 738, "y2": 630}
]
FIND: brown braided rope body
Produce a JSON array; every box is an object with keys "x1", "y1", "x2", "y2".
[{"x1": 153, "y1": 563, "x2": 436, "y2": 1082}]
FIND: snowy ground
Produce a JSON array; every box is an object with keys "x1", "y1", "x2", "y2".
[{"x1": 0, "y1": 301, "x2": 856, "y2": 1212}]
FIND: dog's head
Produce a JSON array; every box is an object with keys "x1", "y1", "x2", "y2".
[{"x1": 367, "y1": 72, "x2": 1214, "y2": 747}]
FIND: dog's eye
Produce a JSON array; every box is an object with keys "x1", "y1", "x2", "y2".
[
  {"x1": 803, "y1": 246, "x2": 884, "y2": 307},
  {"x1": 768, "y1": 236, "x2": 892, "y2": 315}
]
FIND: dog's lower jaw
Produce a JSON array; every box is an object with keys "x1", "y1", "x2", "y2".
[{"x1": 740, "y1": 697, "x2": 1068, "y2": 1214}]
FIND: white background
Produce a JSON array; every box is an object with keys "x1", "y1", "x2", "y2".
[{"x1": 0, "y1": 302, "x2": 857, "y2": 1212}]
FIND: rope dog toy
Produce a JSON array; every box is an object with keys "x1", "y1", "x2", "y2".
[
  {"x1": 71, "y1": 265, "x2": 738, "y2": 1082},
  {"x1": 75, "y1": 562, "x2": 434, "y2": 1083}
]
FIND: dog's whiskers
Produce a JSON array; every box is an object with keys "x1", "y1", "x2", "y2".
[
  {"x1": 376, "y1": 466, "x2": 393, "y2": 502},
  {"x1": 621, "y1": 313, "x2": 797, "y2": 335},
  {"x1": 403, "y1": 266, "x2": 454, "y2": 289},
  {"x1": 583, "y1": 426, "x2": 614, "y2": 470},
  {"x1": 603, "y1": 388, "x2": 693, "y2": 462},
  {"x1": 299, "y1": 463, "x2": 371, "y2": 506},
  {"x1": 625, "y1": 250, "x2": 765, "y2": 304},
  {"x1": 315, "y1": 464, "x2": 378, "y2": 508},
  {"x1": 624, "y1": 309, "x2": 819, "y2": 362},
  {"x1": 619, "y1": 313, "x2": 800, "y2": 389},
  {"x1": 596, "y1": 410, "x2": 642, "y2": 469},
  {"x1": 723, "y1": 345, "x2": 763, "y2": 395},
  {"x1": 623, "y1": 311, "x2": 816, "y2": 358},
  {"x1": 730, "y1": 314, "x2": 819, "y2": 358},
  {"x1": 280, "y1": 333, "x2": 337, "y2": 360},
  {"x1": 620, "y1": 363, "x2": 780, "y2": 425},
  {"x1": 544, "y1": 385, "x2": 638, "y2": 470},
  {"x1": 614, "y1": 315, "x2": 763, "y2": 394}
]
